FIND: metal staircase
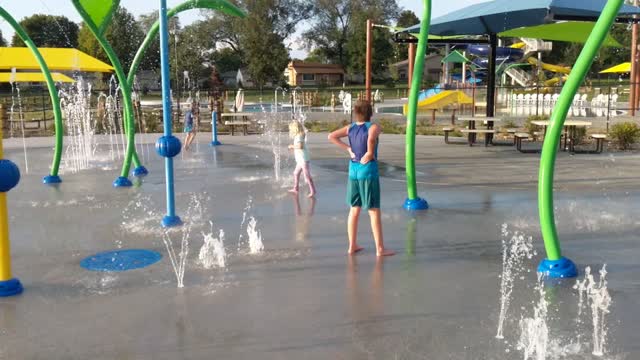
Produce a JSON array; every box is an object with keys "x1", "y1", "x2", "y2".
[{"x1": 505, "y1": 66, "x2": 533, "y2": 87}]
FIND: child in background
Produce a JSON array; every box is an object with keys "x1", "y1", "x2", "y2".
[
  {"x1": 183, "y1": 100, "x2": 199, "y2": 150},
  {"x1": 328, "y1": 100, "x2": 394, "y2": 257},
  {"x1": 288, "y1": 120, "x2": 316, "y2": 198}
]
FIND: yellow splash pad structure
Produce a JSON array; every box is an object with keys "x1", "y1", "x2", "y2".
[
  {"x1": 0, "y1": 72, "x2": 75, "y2": 83},
  {"x1": 403, "y1": 90, "x2": 473, "y2": 115},
  {"x1": 0, "y1": 47, "x2": 113, "y2": 73}
]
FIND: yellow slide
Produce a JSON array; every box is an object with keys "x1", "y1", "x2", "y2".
[
  {"x1": 526, "y1": 57, "x2": 571, "y2": 74},
  {"x1": 403, "y1": 90, "x2": 473, "y2": 115},
  {"x1": 544, "y1": 76, "x2": 568, "y2": 87}
]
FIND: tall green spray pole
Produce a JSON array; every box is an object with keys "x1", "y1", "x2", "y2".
[
  {"x1": 0, "y1": 7, "x2": 64, "y2": 185},
  {"x1": 537, "y1": 0, "x2": 623, "y2": 278},
  {"x1": 403, "y1": 0, "x2": 430, "y2": 211}
]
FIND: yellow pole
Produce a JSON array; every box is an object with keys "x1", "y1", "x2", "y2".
[
  {"x1": 0, "y1": 105, "x2": 22, "y2": 296},
  {"x1": 0, "y1": 192, "x2": 11, "y2": 281},
  {"x1": 0, "y1": 112, "x2": 11, "y2": 281}
]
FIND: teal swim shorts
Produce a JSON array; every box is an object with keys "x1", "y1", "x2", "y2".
[{"x1": 346, "y1": 161, "x2": 380, "y2": 209}]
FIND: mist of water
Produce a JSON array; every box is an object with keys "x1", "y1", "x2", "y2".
[
  {"x1": 517, "y1": 274, "x2": 549, "y2": 360},
  {"x1": 247, "y1": 216, "x2": 264, "y2": 254},
  {"x1": 199, "y1": 222, "x2": 227, "y2": 269},
  {"x1": 8, "y1": 82, "x2": 29, "y2": 173},
  {"x1": 496, "y1": 224, "x2": 536, "y2": 339},
  {"x1": 59, "y1": 78, "x2": 97, "y2": 173},
  {"x1": 574, "y1": 265, "x2": 612, "y2": 356}
]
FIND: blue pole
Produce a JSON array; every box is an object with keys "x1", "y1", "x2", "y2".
[
  {"x1": 211, "y1": 110, "x2": 221, "y2": 146},
  {"x1": 155, "y1": 0, "x2": 182, "y2": 228}
]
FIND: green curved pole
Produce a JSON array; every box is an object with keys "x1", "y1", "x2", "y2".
[
  {"x1": 538, "y1": 0, "x2": 623, "y2": 261},
  {"x1": 0, "y1": 6, "x2": 64, "y2": 184},
  {"x1": 403, "y1": 0, "x2": 430, "y2": 210},
  {"x1": 72, "y1": 0, "x2": 139, "y2": 186}
]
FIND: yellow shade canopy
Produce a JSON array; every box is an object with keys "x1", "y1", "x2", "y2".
[
  {"x1": 599, "y1": 62, "x2": 631, "y2": 74},
  {"x1": 0, "y1": 47, "x2": 114, "y2": 73},
  {"x1": 0, "y1": 72, "x2": 75, "y2": 83}
]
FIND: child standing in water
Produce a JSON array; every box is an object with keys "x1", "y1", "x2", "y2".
[
  {"x1": 288, "y1": 120, "x2": 316, "y2": 198},
  {"x1": 328, "y1": 100, "x2": 394, "y2": 257},
  {"x1": 183, "y1": 100, "x2": 199, "y2": 150}
]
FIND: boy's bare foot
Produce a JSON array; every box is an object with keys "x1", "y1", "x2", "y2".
[
  {"x1": 376, "y1": 249, "x2": 395, "y2": 257},
  {"x1": 307, "y1": 192, "x2": 315, "y2": 198},
  {"x1": 288, "y1": 189, "x2": 299, "y2": 194},
  {"x1": 348, "y1": 246, "x2": 364, "y2": 255}
]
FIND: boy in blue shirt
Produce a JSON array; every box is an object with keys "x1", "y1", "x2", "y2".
[{"x1": 328, "y1": 100, "x2": 394, "y2": 257}]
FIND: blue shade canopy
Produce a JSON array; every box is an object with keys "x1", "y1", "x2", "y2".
[{"x1": 401, "y1": 0, "x2": 640, "y2": 36}]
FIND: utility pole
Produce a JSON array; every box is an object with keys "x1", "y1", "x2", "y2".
[
  {"x1": 631, "y1": 0, "x2": 638, "y2": 115},
  {"x1": 408, "y1": 43, "x2": 416, "y2": 92},
  {"x1": 366, "y1": 19, "x2": 373, "y2": 103}
]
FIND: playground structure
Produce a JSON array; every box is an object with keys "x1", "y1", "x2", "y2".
[{"x1": 0, "y1": 0, "x2": 632, "y2": 299}]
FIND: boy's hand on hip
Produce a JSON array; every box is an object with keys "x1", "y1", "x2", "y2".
[
  {"x1": 360, "y1": 152, "x2": 373, "y2": 165},
  {"x1": 348, "y1": 147, "x2": 356, "y2": 160}
]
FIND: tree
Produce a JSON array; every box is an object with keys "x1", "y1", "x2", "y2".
[
  {"x1": 137, "y1": 12, "x2": 181, "y2": 71},
  {"x1": 211, "y1": 47, "x2": 244, "y2": 73},
  {"x1": 0, "y1": 30, "x2": 6, "y2": 47},
  {"x1": 240, "y1": 8, "x2": 290, "y2": 87},
  {"x1": 78, "y1": 6, "x2": 143, "y2": 71},
  {"x1": 394, "y1": 10, "x2": 420, "y2": 61},
  {"x1": 304, "y1": 48, "x2": 329, "y2": 63},
  {"x1": 173, "y1": 21, "x2": 215, "y2": 88},
  {"x1": 303, "y1": 0, "x2": 400, "y2": 78},
  {"x1": 202, "y1": 0, "x2": 313, "y2": 88},
  {"x1": 11, "y1": 14, "x2": 78, "y2": 48}
]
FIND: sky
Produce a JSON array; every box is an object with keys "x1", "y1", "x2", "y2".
[{"x1": 0, "y1": 0, "x2": 487, "y2": 58}]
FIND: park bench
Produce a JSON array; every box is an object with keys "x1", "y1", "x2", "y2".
[
  {"x1": 461, "y1": 129, "x2": 495, "y2": 147},
  {"x1": 574, "y1": 134, "x2": 607, "y2": 154},
  {"x1": 224, "y1": 120, "x2": 252, "y2": 136},
  {"x1": 590, "y1": 134, "x2": 607, "y2": 153},
  {"x1": 514, "y1": 133, "x2": 532, "y2": 152},
  {"x1": 442, "y1": 127, "x2": 465, "y2": 145},
  {"x1": 221, "y1": 112, "x2": 258, "y2": 136}
]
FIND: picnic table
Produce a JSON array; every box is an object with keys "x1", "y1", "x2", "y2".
[
  {"x1": 221, "y1": 112, "x2": 254, "y2": 135},
  {"x1": 531, "y1": 120, "x2": 592, "y2": 153},
  {"x1": 458, "y1": 117, "x2": 501, "y2": 146}
]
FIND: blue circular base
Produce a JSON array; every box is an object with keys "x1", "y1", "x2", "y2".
[
  {"x1": 403, "y1": 197, "x2": 429, "y2": 211},
  {"x1": 538, "y1": 257, "x2": 578, "y2": 279},
  {"x1": 43, "y1": 175, "x2": 62, "y2": 185},
  {"x1": 132, "y1": 166, "x2": 149, "y2": 177},
  {"x1": 210, "y1": 140, "x2": 222, "y2": 146},
  {"x1": 81, "y1": 249, "x2": 162, "y2": 272},
  {"x1": 162, "y1": 215, "x2": 183, "y2": 228},
  {"x1": 113, "y1": 176, "x2": 132, "y2": 188},
  {"x1": 0, "y1": 278, "x2": 23, "y2": 297}
]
